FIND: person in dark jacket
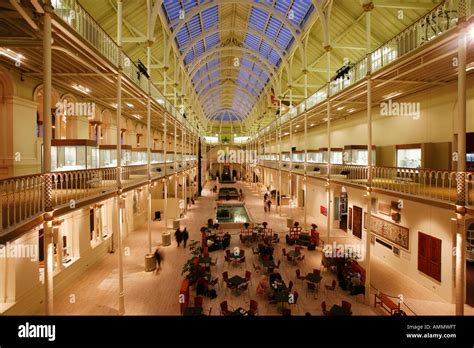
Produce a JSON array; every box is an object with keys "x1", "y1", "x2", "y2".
[
  {"x1": 182, "y1": 228, "x2": 189, "y2": 248},
  {"x1": 174, "y1": 228, "x2": 183, "y2": 247},
  {"x1": 154, "y1": 246, "x2": 163, "y2": 272}
]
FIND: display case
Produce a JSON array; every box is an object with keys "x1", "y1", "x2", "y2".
[
  {"x1": 343, "y1": 145, "x2": 376, "y2": 165},
  {"x1": 307, "y1": 149, "x2": 323, "y2": 163},
  {"x1": 396, "y1": 145, "x2": 421, "y2": 168},
  {"x1": 98, "y1": 145, "x2": 132, "y2": 167},
  {"x1": 130, "y1": 148, "x2": 147, "y2": 165},
  {"x1": 291, "y1": 151, "x2": 305, "y2": 163},
  {"x1": 320, "y1": 148, "x2": 343, "y2": 164},
  {"x1": 166, "y1": 151, "x2": 175, "y2": 163},
  {"x1": 151, "y1": 150, "x2": 164, "y2": 164},
  {"x1": 281, "y1": 152, "x2": 290, "y2": 162},
  {"x1": 48, "y1": 139, "x2": 98, "y2": 172}
]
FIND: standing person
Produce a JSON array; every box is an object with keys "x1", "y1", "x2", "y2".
[
  {"x1": 182, "y1": 228, "x2": 189, "y2": 248},
  {"x1": 174, "y1": 228, "x2": 183, "y2": 247},
  {"x1": 267, "y1": 199, "x2": 272, "y2": 212},
  {"x1": 264, "y1": 198, "x2": 267, "y2": 212},
  {"x1": 154, "y1": 246, "x2": 163, "y2": 272}
]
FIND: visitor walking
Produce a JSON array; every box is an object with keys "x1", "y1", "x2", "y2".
[
  {"x1": 182, "y1": 228, "x2": 189, "y2": 248},
  {"x1": 267, "y1": 199, "x2": 272, "y2": 212},
  {"x1": 264, "y1": 199, "x2": 267, "y2": 212},
  {"x1": 174, "y1": 228, "x2": 183, "y2": 247},
  {"x1": 154, "y1": 246, "x2": 163, "y2": 272}
]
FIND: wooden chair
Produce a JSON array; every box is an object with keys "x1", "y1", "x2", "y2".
[
  {"x1": 275, "y1": 259, "x2": 281, "y2": 270},
  {"x1": 282, "y1": 248, "x2": 287, "y2": 256},
  {"x1": 321, "y1": 301, "x2": 330, "y2": 316},
  {"x1": 295, "y1": 269, "x2": 306, "y2": 284},
  {"x1": 296, "y1": 254, "x2": 305, "y2": 263},
  {"x1": 325, "y1": 279, "x2": 337, "y2": 297},
  {"x1": 286, "y1": 255, "x2": 294, "y2": 264},
  {"x1": 321, "y1": 258, "x2": 331, "y2": 273},
  {"x1": 341, "y1": 300, "x2": 352, "y2": 311},
  {"x1": 221, "y1": 271, "x2": 229, "y2": 288},
  {"x1": 245, "y1": 270, "x2": 252, "y2": 285},
  {"x1": 313, "y1": 268, "x2": 321, "y2": 276},
  {"x1": 238, "y1": 256, "x2": 246, "y2": 267},
  {"x1": 248, "y1": 300, "x2": 259, "y2": 316},
  {"x1": 306, "y1": 282, "x2": 317, "y2": 298},
  {"x1": 220, "y1": 301, "x2": 231, "y2": 316},
  {"x1": 288, "y1": 280, "x2": 294, "y2": 293}
]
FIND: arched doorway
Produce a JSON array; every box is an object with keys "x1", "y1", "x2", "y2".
[{"x1": 333, "y1": 185, "x2": 349, "y2": 232}]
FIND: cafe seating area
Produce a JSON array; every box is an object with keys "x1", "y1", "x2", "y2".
[{"x1": 179, "y1": 195, "x2": 367, "y2": 316}]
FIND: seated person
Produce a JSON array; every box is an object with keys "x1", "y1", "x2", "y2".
[
  {"x1": 256, "y1": 276, "x2": 269, "y2": 296},
  {"x1": 269, "y1": 269, "x2": 282, "y2": 286}
]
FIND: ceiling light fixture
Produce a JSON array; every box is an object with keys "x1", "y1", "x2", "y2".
[
  {"x1": 126, "y1": 103, "x2": 134, "y2": 108},
  {"x1": 0, "y1": 48, "x2": 23, "y2": 65},
  {"x1": 132, "y1": 114, "x2": 142, "y2": 120},
  {"x1": 72, "y1": 84, "x2": 90, "y2": 94},
  {"x1": 337, "y1": 106, "x2": 345, "y2": 111}
]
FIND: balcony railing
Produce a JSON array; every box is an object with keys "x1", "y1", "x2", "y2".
[
  {"x1": 50, "y1": 0, "x2": 199, "y2": 135},
  {"x1": 258, "y1": 160, "x2": 473, "y2": 207},
  {"x1": 255, "y1": 0, "x2": 459, "y2": 140},
  {"x1": 0, "y1": 162, "x2": 196, "y2": 234}
]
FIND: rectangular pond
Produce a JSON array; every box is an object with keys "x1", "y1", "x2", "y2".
[
  {"x1": 216, "y1": 203, "x2": 251, "y2": 226},
  {"x1": 218, "y1": 187, "x2": 240, "y2": 200}
]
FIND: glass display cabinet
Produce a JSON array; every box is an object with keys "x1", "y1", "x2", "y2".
[
  {"x1": 307, "y1": 149, "x2": 323, "y2": 163},
  {"x1": 343, "y1": 145, "x2": 376, "y2": 165},
  {"x1": 48, "y1": 139, "x2": 98, "y2": 172},
  {"x1": 98, "y1": 145, "x2": 132, "y2": 167},
  {"x1": 130, "y1": 148, "x2": 147, "y2": 165},
  {"x1": 165, "y1": 151, "x2": 174, "y2": 163},
  {"x1": 320, "y1": 148, "x2": 343, "y2": 164},
  {"x1": 281, "y1": 152, "x2": 291, "y2": 162},
  {"x1": 396, "y1": 145, "x2": 421, "y2": 168},
  {"x1": 151, "y1": 150, "x2": 164, "y2": 164},
  {"x1": 292, "y1": 151, "x2": 305, "y2": 163}
]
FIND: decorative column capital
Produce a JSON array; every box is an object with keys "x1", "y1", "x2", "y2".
[{"x1": 362, "y1": 2, "x2": 374, "y2": 12}]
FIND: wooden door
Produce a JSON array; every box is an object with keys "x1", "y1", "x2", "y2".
[
  {"x1": 418, "y1": 232, "x2": 441, "y2": 282},
  {"x1": 352, "y1": 206, "x2": 362, "y2": 239}
]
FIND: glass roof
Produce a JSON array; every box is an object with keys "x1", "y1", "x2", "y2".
[{"x1": 161, "y1": 0, "x2": 314, "y2": 123}]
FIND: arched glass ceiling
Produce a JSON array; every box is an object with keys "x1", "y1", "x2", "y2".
[{"x1": 162, "y1": 0, "x2": 314, "y2": 125}]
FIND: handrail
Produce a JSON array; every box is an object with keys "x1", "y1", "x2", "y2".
[
  {"x1": 0, "y1": 162, "x2": 197, "y2": 233},
  {"x1": 254, "y1": 0, "x2": 460, "y2": 140},
  {"x1": 257, "y1": 159, "x2": 472, "y2": 206}
]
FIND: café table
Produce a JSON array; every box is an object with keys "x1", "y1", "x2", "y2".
[
  {"x1": 329, "y1": 304, "x2": 352, "y2": 316},
  {"x1": 227, "y1": 275, "x2": 247, "y2": 287},
  {"x1": 261, "y1": 259, "x2": 276, "y2": 268},
  {"x1": 287, "y1": 250, "x2": 301, "y2": 258},
  {"x1": 305, "y1": 273, "x2": 322, "y2": 285},
  {"x1": 271, "y1": 280, "x2": 287, "y2": 292},
  {"x1": 183, "y1": 306, "x2": 203, "y2": 316}
]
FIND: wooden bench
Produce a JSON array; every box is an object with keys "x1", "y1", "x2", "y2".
[{"x1": 374, "y1": 293, "x2": 399, "y2": 315}]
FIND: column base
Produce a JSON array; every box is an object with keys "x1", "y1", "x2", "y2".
[{"x1": 144, "y1": 254, "x2": 156, "y2": 272}]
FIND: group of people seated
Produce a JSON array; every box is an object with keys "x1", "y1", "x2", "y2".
[
  {"x1": 201, "y1": 220, "x2": 231, "y2": 252},
  {"x1": 256, "y1": 242, "x2": 274, "y2": 260}
]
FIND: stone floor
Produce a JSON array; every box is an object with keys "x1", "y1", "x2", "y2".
[{"x1": 52, "y1": 180, "x2": 474, "y2": 316}]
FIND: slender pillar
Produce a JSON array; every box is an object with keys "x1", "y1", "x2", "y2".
[
  {"x1": 363, "y1": 0, "x2": 374, "y2": 306},
  {"x1": 325, "y1": 45, "x2": 331, "y2": 245},
  {"x1": 116, "y1": 0, "x2": 125, "y2": 315},
  {"x1": 146, "y1": 0, "x2": 153, "y2": 257},
  {"x1": 163, "y1": 116, "x2": 168, "y2": 237},
  {"x1": 455, "y1": 8, "x2": 468, "y2": 315},
  {"x1": 42, "y1": 2, "x2": 54, "y2": 316}
]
